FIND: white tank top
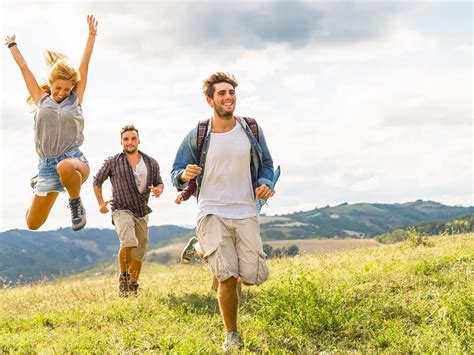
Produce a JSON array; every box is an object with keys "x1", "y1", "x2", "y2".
[
  {"x1": 197, "y1": 123, "x2": 256, "y2": 219},
  {"x1": 134, "y1": 156, "x2": 148, "y2": 194}
]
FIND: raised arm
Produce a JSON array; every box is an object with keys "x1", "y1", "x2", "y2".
[
  {"x1": 75, "y1": 15, "x2": 98, "y2": 104},
  {"x1": 4, "y1": 35, "x2": 44, "y2": 105}
]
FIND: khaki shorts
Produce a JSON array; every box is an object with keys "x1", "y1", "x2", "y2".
[
  {"x1": 112, "y1": 210, "x2": 149, "y2": 261},
  {"x1": 196, "y1": 215, "x2": 269, "y2": 285}
]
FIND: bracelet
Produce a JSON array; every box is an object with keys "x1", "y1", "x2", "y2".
[
  {"x1": 7, "y1": 42, "x2": 17, "y2": 48},
  {"x1": 89, "y1": 32, "x2": 97, "y2": 36}
]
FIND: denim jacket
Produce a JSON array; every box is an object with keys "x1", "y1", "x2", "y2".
[{"x1": 171, "y1": 116, "x2": 274, "y2": 200}]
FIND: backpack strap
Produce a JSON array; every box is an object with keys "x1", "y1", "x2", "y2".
[
  {"x1": 196, "y1": 119, "x2": 210, "y2": 165},
  {"x1": 242, "y1": 117, "x2": 259, "y2": 142}
]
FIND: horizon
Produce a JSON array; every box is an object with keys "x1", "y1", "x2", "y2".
[
  {"x1": 1, "y1": 1, "x2": 472, "y2": 232},
  {"x1": 1, "y1": 198, "x2": 472, "y2": 233}
]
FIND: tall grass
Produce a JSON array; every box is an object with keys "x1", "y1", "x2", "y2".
[{"x1": 0, "y1": 233, "x2": 472, "y2": 352}]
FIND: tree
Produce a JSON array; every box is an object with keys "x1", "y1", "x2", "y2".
[
  {"x1": 287, "y1": 245, "x2": 300, "y2": 256},
  {"x1": 263, "y1": 243, "x2": 273, "y2": 257}
]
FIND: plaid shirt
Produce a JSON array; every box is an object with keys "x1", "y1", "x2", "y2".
[{"x1": 93, "y1": 150, "x2": 163, "y2": 217}]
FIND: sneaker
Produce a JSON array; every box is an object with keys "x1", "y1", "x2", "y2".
[
  {"x1": 68, "y1": 197, "x2": 86, "y2": 231},
  {"x1": 30, "y1": 175, "x2": 38, "y2": 190},
  {"x1": 222, "y1": 331, "x2": 242, "y2": 352},
  {"x1": 128, "y1": 280, "x2": 139, "y2": 296},
  {"x1": 181, "y1": 236, "x2": 198, "y2": 264},
  {"x1": 118, "y1": 272, "x2": 129, "y2": 298}
]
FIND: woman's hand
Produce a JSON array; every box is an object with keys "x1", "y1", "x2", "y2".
[
  {"x1": 87, "y1": 15, "x2": 98, "y2": 35},
  {"x1": 4, "y1": 34, "x2": 16, "y2": 46}
]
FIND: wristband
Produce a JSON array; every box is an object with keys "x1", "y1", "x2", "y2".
[{"x1": 7, "y1": 42, "x2": 17, "y2": 48}]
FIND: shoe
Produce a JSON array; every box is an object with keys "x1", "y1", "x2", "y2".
[
  {"x1": 118, "y1": 272, "x2": 129, "y2": 298},
  {"x1": 30, "y1": 175, "x2": 38, "y2": 190},
  {"x1": 68, "y1": 197, "x2": 86, "y2": 231},
  {"x1": 181, "y1": 236, "x2": 198, "y2": 264},
  {"x1": 222, "y1": 331, "x2": 242, "y2": 352},
  {"x1": 128, "y1": 280, "x2": 139, "y2": 296}
]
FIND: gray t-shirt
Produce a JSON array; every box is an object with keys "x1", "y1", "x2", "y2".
[{"x1": 34, "y1": 91, "x2": 84, "y2": 158}]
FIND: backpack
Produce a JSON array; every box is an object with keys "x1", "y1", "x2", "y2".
[{"x1": 196, "y1": 117, "x2": 259, "y2": 165}]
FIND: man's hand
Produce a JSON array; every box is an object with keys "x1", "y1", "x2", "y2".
[
  {"x1": 180, "y1": 164, "x2": 202, "y2": 183},
  {"x1": 150, "y1": 184, "x2": 164, "y2": 198},
  {"x1": 99, "y1": 199, "x2": 112, "y2": 214},
  {"x1": 255, "y1": 184, "x2": 275, "y2": 200},
  {"x1": 175, "y1": 194, "x2": 184, "y2": 205}
]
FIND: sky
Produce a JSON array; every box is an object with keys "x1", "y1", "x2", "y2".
[{"x1": 0, "y1": 0, "x2": 472, "y2": 232}]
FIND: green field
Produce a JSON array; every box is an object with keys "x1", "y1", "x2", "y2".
[{"x1": 0, "y1": 233, "x2": 472, "y2": 352}]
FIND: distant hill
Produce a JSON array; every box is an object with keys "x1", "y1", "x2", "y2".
[
  {"x1": 2, "y1": 200, "x2": 472, "y2": 285},
  {"x1": 260, "y1": 200, "x2": 474, "y2": 240},
  {"x1": 0, "y1": 225, "x2": 191, "y2": 285}
]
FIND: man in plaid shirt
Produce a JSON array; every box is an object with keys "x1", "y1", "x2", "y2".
[{"x1": 93, "y1": 124, "x2": 164, "y2": 297}]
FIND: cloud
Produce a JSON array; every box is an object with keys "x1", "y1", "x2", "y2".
[{"x1": 97, "y1": 1, "x2": 410, "y2": 58}]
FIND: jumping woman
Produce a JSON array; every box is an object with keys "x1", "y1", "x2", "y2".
[{"x1": 4, "y1": 15, "x2": 98, "y2": 231}]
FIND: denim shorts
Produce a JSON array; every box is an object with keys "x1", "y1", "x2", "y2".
[{"x1": 35, "y1": 148, "x2": 89, "y2": 196}]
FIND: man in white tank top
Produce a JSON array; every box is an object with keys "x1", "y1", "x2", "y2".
[{"x1": 171, "y1": 72, "x2": 275, "y2": 351}]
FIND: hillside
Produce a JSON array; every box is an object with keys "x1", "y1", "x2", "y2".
[
  {"x1": 261, "y1": 200, "x2": 474, "y2": 239},
  {"x1": 2, "y1": 200, "x2": 472, "y2": 285},
  {"x1": 0, "y1": 225, "x2": 191, "y2": 285},
  {"x1": 0, "y1": 233, "x2": 472, "y2": 352},
  {"x1": 377, "y1": 213, "x2": 474, "y2": 243}
]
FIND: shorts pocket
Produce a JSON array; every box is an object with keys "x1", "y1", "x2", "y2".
[
  {"x1": 205, "y1": 246, "x2": 238, "y2": 283},
  {"x1": 255, "y1": 250, "x2": 270, "y2": 285}
]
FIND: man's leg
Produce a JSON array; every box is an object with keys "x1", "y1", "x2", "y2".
[
  {"x1": 117, "y1": 246, "x2": 132, "y2": 297},
  {"x1": 128, "y1": 216, "x2": 149, "y2": 294},
  {"x1": 129, "y1": 259, "x2": 142, "y2": 282},
  {"x1": 196, "y1": 215, "x2": 242, "y2": 350},
  {"x1": 218, "y1": 276, "x2": 238, "y2": 332},
  {"x1": 112, "y1": 211, "x2": 139, "y2": 297},
  {"x1": 118, "y1": 247, "x2": 132, "y2": 272}
]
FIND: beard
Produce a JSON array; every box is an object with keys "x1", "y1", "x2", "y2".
[
  {"x1": 124, "y1": 146, "x2": 138, "y2": 154},
  {"x1": 215, "y1": 105, "x2": 234, "y2": 119}
]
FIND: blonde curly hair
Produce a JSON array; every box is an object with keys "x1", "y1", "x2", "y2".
[{"x1": 27, "y1": 50, "x2": 80, "y2": 105}]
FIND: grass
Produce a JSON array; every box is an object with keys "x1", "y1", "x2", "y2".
[{"x1": 0, "y1": 233, "x2": 472, "y2": 352}]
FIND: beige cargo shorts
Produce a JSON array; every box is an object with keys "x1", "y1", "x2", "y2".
[
  {"x1": 196, "y1": 214, "x2": 269, "y2": 285},
  {"x1": 112, "y1": 210, "x2": 149, "y2": 261}
]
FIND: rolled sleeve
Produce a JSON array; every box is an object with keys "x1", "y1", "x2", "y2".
[
  {"x1": 93, "y1": 159, "x2": 111, "y2": 187},
  {"x1": 171, "y1": 129, "x2": 198, "y2": 190}
]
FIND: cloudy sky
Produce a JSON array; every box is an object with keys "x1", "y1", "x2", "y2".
[{"x1": 0, "y1": 0, "x2": 472, "y2": 232}]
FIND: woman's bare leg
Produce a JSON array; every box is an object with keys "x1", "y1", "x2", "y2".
[
  {"x1": 56, "y1": 158, "x2": 89, "y2": 198},
  {"x1": 25, "y1": 192, "x2": 59, "y2": 230}
]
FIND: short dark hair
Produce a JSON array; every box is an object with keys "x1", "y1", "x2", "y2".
[
  {"x1": 202, "y1": 72, "x2": 238, "y2": 98},
  {"x1": 120, "y1": 124, "x2": 139, "y2": 137}
]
